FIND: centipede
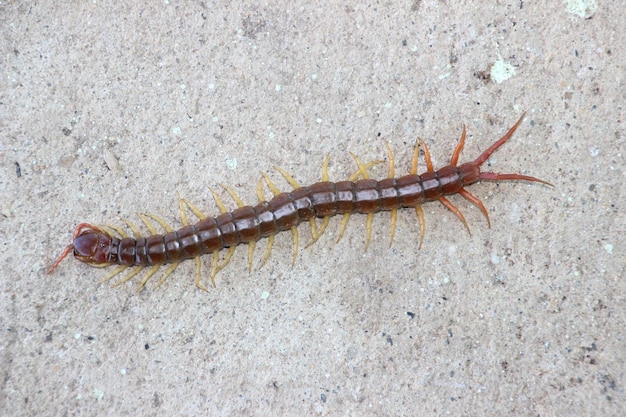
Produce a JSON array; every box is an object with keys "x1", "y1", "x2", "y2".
[{"x1": 47, "y1": 113, "x2": 552, "y2": 291}]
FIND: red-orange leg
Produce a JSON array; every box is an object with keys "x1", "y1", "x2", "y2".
[{"x1": 422, "y1": 137, "x2": 472, "y2": 234}]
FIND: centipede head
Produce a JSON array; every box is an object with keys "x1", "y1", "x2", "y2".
[{"x1": 47, "y1": 223, "x2": 113, "y2": 273}]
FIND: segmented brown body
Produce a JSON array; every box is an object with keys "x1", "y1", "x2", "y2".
[
  {"x1": 99, "y1": 165, "x2": 476, "y2": 266},
  {"x1": 48, "y1": 113, "x2": 551, "y2": 291}
]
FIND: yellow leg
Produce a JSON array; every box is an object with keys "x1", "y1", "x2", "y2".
[
  {"x1": 247, "y1": 242, "x2": 256, "y2": 272},
  {"x1": 336, "y1": 213, "x2": 351, "y2": 243},
  {"x1": 389, "y1": 209, "x2": 397, "y2": 248},
  {"x1": 259, "y1": 234, "x2": 275, "y2": 269},
  {"x1": 98, "y1": 265, "x2": 128, "y2": 285},
  {"x1": 290, "y1": 226, "x2": 298, "y2": 265},
  {"x1": 221, "y1": 183, "x2": 245, "y2": 208},
  {"x1": 136, "y1": 264, "x2": 162, "y2": 292},
  {"x1": 209, "y1": 186, "x2": 229, "y2": 214},
  {"x1": 155, "y1": 261, "x2": 184, "y2": 289},
  {"x1": 140, "y1": 213, "x2": 173, "y2": 233},
  {"x1": 218, "y1": 246, "x2": 237, "y2": 272},
  {"x1": 119, "y1": 218, "x2": 142, "y2": 238},
  {"x1": 415, "y1": 205, "x2": 425, "y2": 249},
  {"x1": 305, "y1": 216, "x2": 330, "y2": 248},
  {"x1": 365, "y1": 213, "x2": 374, "y2": 251},
  {"x1": 210, "y1": 251, "x2": 219, "y2": 287},
  {"x1": 111, "y1": 266, "x2": 143, "y2": 288},
  {"x1": 181, "y1": 197, "x2": 207, "y2": 220}
]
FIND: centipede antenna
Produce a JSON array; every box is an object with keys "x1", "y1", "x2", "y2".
[{"x1": 47, "y1": 244, "x2": 74, "y2": 274}]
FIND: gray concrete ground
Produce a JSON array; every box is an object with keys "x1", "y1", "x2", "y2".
[{"x1": 1, "y1": 1, "x2": 624, "y2": 416}]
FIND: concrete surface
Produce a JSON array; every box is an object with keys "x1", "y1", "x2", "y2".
[{"x1": 1, "y1": 1, "x2": 624, "y2": 416}]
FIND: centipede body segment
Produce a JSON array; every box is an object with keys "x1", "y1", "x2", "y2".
[{"x1": 47, "y1": 113, "x2": 551, "y2": 291}]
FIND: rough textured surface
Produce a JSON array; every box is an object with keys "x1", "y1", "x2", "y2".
[{"x1": 1, "y1": 1, "x2": 624, "y2": 416}]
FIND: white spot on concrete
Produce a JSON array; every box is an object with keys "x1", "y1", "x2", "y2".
[
  {"x1": 564, "y1": 0, "x2": 597, "y2": 18},
  {"x1": 225, "y1": 157, "x2": 238, "y2": 170},
  {"x1": 589, "y1": 147, "x2": 599, "y2": 157},
  {"x1": 603, "y1": 243, "x2": 613, "y2": 254},
  {"x1": 171, "y1": 126, "x2": 182, "y2": 136},
  {"x1": 275, "y1": 84, "x2": 282, "y2": 92},
  {"x1": 261, "y1": 291, "x2": 270, "y2": 299},
  {"x1": 491, "y1": 254, "x2": 500, "y2": 265},
  {"x1": 93, "y1": 388, "x2": 104, "y2": 400},
  {"x1": 491, "y1": 55, "x2": 516, "y2": 84}
]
